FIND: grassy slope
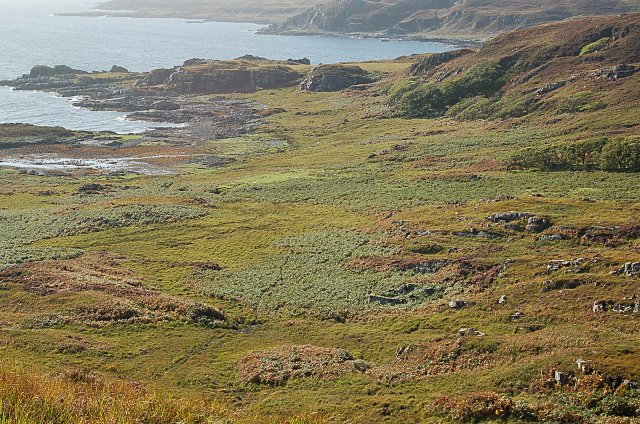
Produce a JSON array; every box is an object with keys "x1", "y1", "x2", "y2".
[{"x1": 1, "y1": 16, "x2": 640, "y2": 424}]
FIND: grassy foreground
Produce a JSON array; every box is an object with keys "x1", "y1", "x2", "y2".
[{"x1": 1, "y1": 14, "x2": 640, "y2": 423}]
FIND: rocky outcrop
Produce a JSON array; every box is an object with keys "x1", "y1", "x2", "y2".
[
  {"x1": 27, "y1": 65, "x2": 88, "y2": 78},
  {"x1": 300, "y1": 64, "x2": 373, "y2": 92},
  {"x1": 135, "y1": 61, "x2": 302, "y2": 94},
  {"x1": 409, "y1": 49, "x2": 474, "y2": 76},
  {"x1": 135, "y1": 68, "x2": 174, "y2": 87},
  {"x1": 592, "y1": 64, "x2": 640, "y2": 80},
  {"x1": 110, "y1": 65, "x2": 129, "y2": 73}
]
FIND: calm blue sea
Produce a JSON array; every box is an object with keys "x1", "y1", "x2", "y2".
[{"x1": 0, "y1": 0, "x2": 452, "y2": 133}]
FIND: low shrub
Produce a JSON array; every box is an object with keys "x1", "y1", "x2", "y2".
[
  {"x1": 432, "y1": 391, "x2": 512, "y2": 421},
  {"x1": 579, "y1": 37, "x2": 610, "y2": 56}
]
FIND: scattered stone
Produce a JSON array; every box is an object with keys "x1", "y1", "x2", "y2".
[
  {"x1": 612, "y1": 300, "x2": 639, "y2": 314},
  {"x1": 498, "y1": 295, "x2": 508, "y2": 305},
  {"x1": 510, "y1": 311, "x2": 525, "y2": 321},
  {"x1": 526, "y1": 216, "x2": 552, "y2": 233},
  {"x1": 458, "y1": 327, "x2": 485, "y2": 337},
  {"x1": 448, "y1": 300, "x2": 467, "y2": 309}
]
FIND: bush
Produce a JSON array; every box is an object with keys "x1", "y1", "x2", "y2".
[
  {"x1": 579, "y1": 37, "x2": 610, "y2": 56},
  {"x1": 508, "y1": 138, "x2": 609, "y2": 171},
  {"x1": 391, "y1": 62, "x2": 508, "y2": 118},
  {"x1": 600, "y1": 138, "x2": 640, "y2": 172},
  {"x1": 558, "y1": 92, "x2": 607, "y2": 114}
]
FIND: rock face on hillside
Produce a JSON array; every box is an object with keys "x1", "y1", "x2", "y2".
[
  {"x1": 300, "y1": 65, "x2": 373, "y2": 92},
  {"x1": 262, "y1": 0, "x2": 632, "y2": 37},
  {"x1": 136, "y1": 61, "x2": 302, "y2": 94}
]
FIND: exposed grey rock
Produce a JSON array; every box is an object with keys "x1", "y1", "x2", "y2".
[
  {"x1": 547, "y1": 258, "x2": 585, "y2": 274},
  {"x1": 536, "y1": 77, "x2": 575, "y2": 96},
  {"x1": 486, "y1": 211, "x2": 534, "y2": 223},
  {"x1": 618, "y1": 262, "x2": 640, "y2": 277},
  {"x1": 411, "y1": 260, "x2": 450, "y2": 274},
  {"x1": 539, "y1": 234, "x2": 563, "y2": 241},
  {"x1": 498, "y1": 295, "x2": 508, "y2": 305}
]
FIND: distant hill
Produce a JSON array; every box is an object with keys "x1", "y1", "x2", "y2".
[
  {"x1": 263, "y1": 0, "x2": 638, "y2": 37},
  {"x1": 93, "y1": 0, "x2": 325, "y2": 23}
]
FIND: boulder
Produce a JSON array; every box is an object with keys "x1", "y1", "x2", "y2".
[
  {"x1": 554, "y1": 370, "x2": 571, "y2": 385},
  {"x1": 526, "y1": 216, "x2": 552, "y2": 233},
  {"x1": 300, "y1": 65, "x2": 373, "y2": 92},
  {"x1": 593, "y1": 300, "x2": 607, "y2": 313},
  {"x1": 498, "y1": 295, "x2": 508, "y2": 305},
  {"x1": 448, "y1": 300, "x2": 466, "y2": 309},
  {"x1": 510, "y1": 311, "x2": 525, "y2": 321}
]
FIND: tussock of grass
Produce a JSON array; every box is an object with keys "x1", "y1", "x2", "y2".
[{"x1": 0, "y1": 365, "x2": 232, "y2": 424}]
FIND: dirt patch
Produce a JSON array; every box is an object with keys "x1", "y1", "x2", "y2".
[{"x1": 237, "y1": 345, "x2": 368, "y2": 385}]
